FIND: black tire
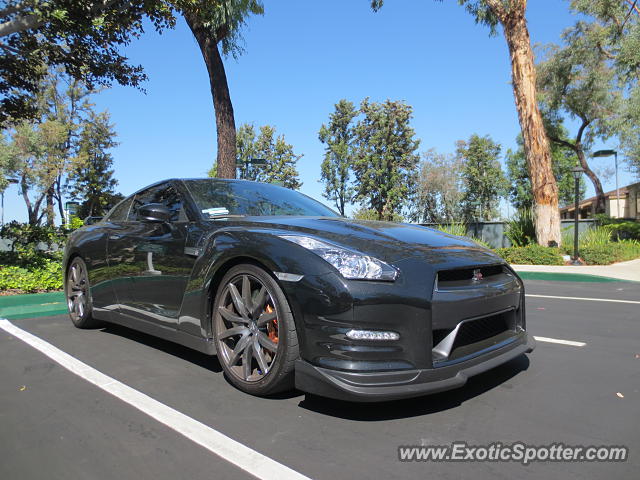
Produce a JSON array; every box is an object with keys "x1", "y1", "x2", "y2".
[
  {"x1": 65, "y1": 257, "x2": 102, "y2": 329},
  {"x1": 212, "y1": 264, "x2": 299, "y2": 396}
]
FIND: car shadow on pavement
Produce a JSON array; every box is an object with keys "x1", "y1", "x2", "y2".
[
  {"x1": 100, "y1": 323, "x2": 223, "y2": 373},
  {"x1": 298, "y1": 354, "x2": 530, "y2": 420}
]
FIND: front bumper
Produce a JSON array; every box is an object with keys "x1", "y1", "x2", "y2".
[{"x1": 295, "y1": 332, "x2": 535, "y2": 402}]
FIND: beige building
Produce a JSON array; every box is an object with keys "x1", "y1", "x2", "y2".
[{"x1": 560, "y1": 182, "x2": 640, "y2": 220}]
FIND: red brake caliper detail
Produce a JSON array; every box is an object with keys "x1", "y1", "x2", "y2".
[{"x1": 265, "y1": 304, "x2": 278, "y2": 344}]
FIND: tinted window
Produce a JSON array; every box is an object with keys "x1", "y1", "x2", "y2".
[
  {"x1": 105, "y1": 196, "x2": 134, "y2": 222},
  {"x1": 184, "y1": 180, "x2": 338, "y2": 218},
  {"x1": 131, "y1": 183, "x2": 187, "y2": 222}
]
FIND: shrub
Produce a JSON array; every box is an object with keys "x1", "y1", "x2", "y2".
[
  {"x1": 505, "y1": 209, "x2": 536, "y2": 247},
  {"x1": 0, "y1": 259, "x2": 63, "y2": 293},
  {"x1": 580, "y1": 240, "x2": 640, "y2": 265},
  {"x1": 435, "y1": 223, "x2": 467, "y2": 237},
  {"x1": 608, "y1": 221, "x2": 640, "y2": 241},
  {"x1": 494, "y1": 244, "x2": 564, "y2": 265},
  {"x1": 579, "y1": 225, "x2": 613, "y2": 247}
]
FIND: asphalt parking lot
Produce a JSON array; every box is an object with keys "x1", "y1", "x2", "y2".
[{"x1": 1, "y1": 278, "x2": 638, "y2": 480}]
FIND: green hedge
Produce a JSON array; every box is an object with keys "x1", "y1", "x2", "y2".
[
  {"x1": 0, "y1": 259, "x2": 63, "y2": 293},
  {"x1": 579, "y1": 240, "x2": 640, "y2": 265},
  {"x1": 494, "y1": 244, "x2": 565, "y2": 265}
]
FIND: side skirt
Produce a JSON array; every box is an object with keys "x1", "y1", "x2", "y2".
[{"x1": 104, "y1": 311, "x2": 217, "y2": 355}]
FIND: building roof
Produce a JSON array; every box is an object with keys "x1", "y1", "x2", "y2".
[{"x1": 560, "y1": 181, "x2": 639, "y2": 212}]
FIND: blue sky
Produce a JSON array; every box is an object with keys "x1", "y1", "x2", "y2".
[{"x1": 3, "y1": 0, "x2": 637, "y2": 222}]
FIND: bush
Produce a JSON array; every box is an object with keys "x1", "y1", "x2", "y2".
[
  {"x1": 494, "y1": 244, "x2": 564, "y2": 265},
  {"x1": 436, "y1": 223, "x2": 467, "y2": 237},
  {"x1": 505, "y1": 209, "x2": 536, "y2": 247},
  {"x1": 0, "y1": 259, "x2": 63, "y2": 293},
  {"x1": 608, "y1": 221, "x2": 640, "y2": 241},
  {"x1": 580, "y1": 240, "x2": 640, "y2": 265}
]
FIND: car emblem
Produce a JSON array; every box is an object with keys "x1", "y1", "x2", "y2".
[{"x1": 472, "y1": 269, "x2": 483, "y2": 282}]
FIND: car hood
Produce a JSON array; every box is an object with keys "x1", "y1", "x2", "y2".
[{"x1": 215, "y1": 216, "x2": 502, "y2": 266}]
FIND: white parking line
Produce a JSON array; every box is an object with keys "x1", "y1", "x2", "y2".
[
  {"x1": 526, "y1": 294, "x2": 640, "y2": 305},
  {"x1": 0, "y1": 319, "x2": 311, "y2": 480},
  {"x1": 533, "y1": 336, "x2": 586, "y2": 347}
]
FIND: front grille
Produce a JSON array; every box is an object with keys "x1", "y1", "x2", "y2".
[
  {"x1": 436, "y1": 264, "x2": 506, "y2": 290},
  {"x1": 432, "y1": 309, "x2": 517, "y2": 364},
  {"x1": 452, "y1": 310, "x2": 511, "y2": 351}
]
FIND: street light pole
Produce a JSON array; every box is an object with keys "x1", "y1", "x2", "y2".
[{"x1": 571, "y1": 166, "x2": 584, "y2": 265}]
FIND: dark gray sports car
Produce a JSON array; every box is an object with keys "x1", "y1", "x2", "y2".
[{"x1": 63, "y1": 178, "x2": 534, "y2": 401}]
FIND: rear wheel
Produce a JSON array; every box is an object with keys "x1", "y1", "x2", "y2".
[
  {"x1": 213, "y1": 264, "x2": 299, "y2": 396},
  {"x1": 66, "y1": 257, "x2": 102, "y2": 329}
]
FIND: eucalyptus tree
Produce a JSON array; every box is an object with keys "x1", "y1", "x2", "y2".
[
  {"x1": 537, "y1": 0, "x2": 640, "y2": 209},
  {"x1": 319, "y1": 99, "x2": 357, "y2": 216},
  {"x1": 372, "y1": 0, "x2": 560, "y2": 245}
]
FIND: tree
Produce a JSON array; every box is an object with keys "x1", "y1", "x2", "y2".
[
  {"x1": 67, "y1": 111, "x2": 120, "y2": 217},
  {"x1": 2, "y1": 119, "x2": 68, "y2": 225},
  {"x1": 506, "y1": 132, "x2": 586, "y2": 211},
  {"x1": 0, "y1": 0, "x2": 175, "y2": 124},
  {"x1": 371, "y1": 0, "x2": 561, "y2": 245},
  {"x1": 231, "y1": 123, "x2": 302, "y2": 189},
  {"x1": 567, "y1": 0, "x2": 640, "y2": 173},
  {"x1": 352, "y1": 98, "x2": 420, "y2": 221},
  {"x1": 537, "y1": 1, "x2": 640, "y2": 209},
  {"x1": 410, "y1": 149, "x2": 464, "y2": 223},
  {"x1": 318, "y1": 99, "x2": 357, "y2": 216},
  {"x1": 182, "y1": 1, "x2": 264, "y2": 179},
  {"x1": 457, "y1": 134, "x2": 507, "y2": 222},
  {"x1": 1, "y1": 70, "x2": 116, "y2": 225}
]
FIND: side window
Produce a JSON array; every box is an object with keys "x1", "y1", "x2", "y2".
[
  {"x1": 131, "y1": 184, "x2": 188, "y2": 222},
  {"x1": 105, "y1": 196, "x2": 134, "y2": 222}
]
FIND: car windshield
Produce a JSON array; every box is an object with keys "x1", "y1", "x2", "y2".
[{"x1": 183, "y1": 179, "x2": 339, "y2": 218}]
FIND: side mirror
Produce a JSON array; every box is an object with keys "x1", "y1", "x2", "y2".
[{"x1": 138, "y1": 203, "x2": 171, "y2": 223}]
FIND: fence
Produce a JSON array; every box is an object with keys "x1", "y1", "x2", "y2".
[{"x1": 420, "y1": 219, "x2": 598, "y2": 249}]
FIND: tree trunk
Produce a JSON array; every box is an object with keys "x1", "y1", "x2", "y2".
[
  {"x1": 45, "y1": 186, "x2": 55, "y2": 226},
  {"x1": 499, "y1": 5, "x2": 561, "y2": 246},
  {"x1": 184, "y1": 13, "x2": 237, "y2": 179},
  {"x1": 575, "y1": 148, "x2": 606, "y2": 214}
]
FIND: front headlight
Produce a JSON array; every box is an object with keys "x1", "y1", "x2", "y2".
[{"x1": 279, "y1": 235, "x2": 398, "y2": 281}]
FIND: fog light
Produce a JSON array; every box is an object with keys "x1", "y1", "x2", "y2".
[{"x1": 346, "y1": 329, "x2": 400, "y2": 341}]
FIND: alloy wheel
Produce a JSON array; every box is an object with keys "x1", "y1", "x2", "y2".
[
  {"x1": 67, "y1": 259, "x2": 88, "y2": 321},
  {"x1": 215, "y1": 274, "x2": 280, "y2": 382}
]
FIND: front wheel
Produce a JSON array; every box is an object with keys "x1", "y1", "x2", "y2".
[
  {"x1": 66, "y1": 257, "x2": 102, "y2": 329},
  {"x1": 213, "y1": 264, "x2": 299, "y2": 396}
]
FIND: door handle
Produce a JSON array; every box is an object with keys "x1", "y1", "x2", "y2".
[{"x1": 109, "y1": 234, "x2": 123, "y2": 240}]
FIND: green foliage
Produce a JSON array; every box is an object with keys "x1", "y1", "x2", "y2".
[
  {"x1": 494, "y1": 245, "x2": 565, "y2": 266},
  {"x1": 457, "y1": 134, "x2": 507, "y2": 222},
  {"x1": 579, "y1": 225, "x2": 613, "y2": 247},
  {"x1": 0, "y1": 1, "x2": 176, "y2": 124},
  {"x1": 505, "y1": 131, "x2": 585, "y2": 210},
  {"x1": 319, "y1": 99, "x2": 357, "y2": 216},
  {"x1": 0, "y1": 260, "x2": 63, "y2": 293},
  {"x1": 352, "y1": 98, "x2": 420, "y2": 221},
  {"x1": 67, "y1": 111, "x2": 120, "y2": 217},
  {"x1": 352, "y1": 208, "x2": 403, "y2": 222},
  {"x1": 0, "y1": 221, "x2": 65, "y2": 268},
  {"x1": 411, "y1": 149, "x2": 464, "y2": 223},
  {"x1": 608, "y1": 222, "x2": 640, "y2": 241},
  {"x1": 234, "y1": 124, "x2": 302, "y2": 189},
  {"x1": 580, "y1": 240, "x2": 640, "y2": 265},
  {"x1": 435, "y1": 223, "x2": 467, "y2": 237},
  {"x1": 505, "y1": 209, "x2": 536, "y2": 247}
]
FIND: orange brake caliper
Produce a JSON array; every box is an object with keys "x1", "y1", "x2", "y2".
[{"x1": 265, "y1": 304, "x2": 278, "y2": 344}]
